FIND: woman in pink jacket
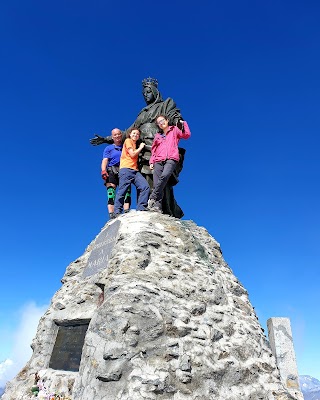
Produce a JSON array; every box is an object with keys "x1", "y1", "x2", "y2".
[{"x1": 147, "y1": 115, "x2": 191, "y2": 213}]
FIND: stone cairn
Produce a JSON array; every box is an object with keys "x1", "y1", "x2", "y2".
[{"x1": 3, "y1": 212, "x2": 302, "y2": 399}]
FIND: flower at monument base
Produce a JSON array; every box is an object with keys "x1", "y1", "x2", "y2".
[{"x1": 37, "y1": 391, "x2": 47, "y2": 400}]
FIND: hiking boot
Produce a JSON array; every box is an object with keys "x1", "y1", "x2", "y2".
[
  {"x1": 148, "y1": 205, "x2": 162, "y2": 213},
  {"x1": 147, "y1": 198, "x2": 156, "y2": 209},
  {"x1": 109, "y1": 212, "x2": 116, "y2": 219}
]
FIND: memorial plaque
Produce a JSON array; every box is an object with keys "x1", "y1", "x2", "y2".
[
  {"x1": 49, "y1": 322, "x2": 89, "y2": 372},
  {"x1": 83, "y1": 220, "x2": 120, "y2": 278}
]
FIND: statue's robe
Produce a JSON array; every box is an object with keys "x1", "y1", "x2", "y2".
[{"x1": 106, "y1": 97, "x2": 186, "y2": 218}]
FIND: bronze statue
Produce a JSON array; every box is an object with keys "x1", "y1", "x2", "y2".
[{"x1": 90, "y1": 78, "x2": 186, "y2": 218}]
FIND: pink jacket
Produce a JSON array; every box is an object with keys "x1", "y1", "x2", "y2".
[{"x1": 149, "y1": 121, "x2": 191, "y2": 164}]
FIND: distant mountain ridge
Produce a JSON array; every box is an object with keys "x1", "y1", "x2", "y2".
[{"x1": 300, "y1": 375, "x2": 320, "y2": 400}]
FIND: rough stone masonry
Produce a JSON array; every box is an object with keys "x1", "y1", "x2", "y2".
[{"x1": 3, "y1": 212, "x2": 302, "y2": 399}]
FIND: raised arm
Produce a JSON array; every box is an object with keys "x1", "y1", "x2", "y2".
[
  {"x1": 127, "y1": 142, "x2": 145, "y2": 158},
  {"x1": 176, "y1": 121, "x2": 191, "y2": 139}
]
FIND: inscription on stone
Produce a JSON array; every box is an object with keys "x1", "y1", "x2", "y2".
[
  {"x1": 49, "y1": 322, "x2": 89, "y2": 372},
  {"x1": 83, "y1": 220, "x2": 120, "y2": 278}
]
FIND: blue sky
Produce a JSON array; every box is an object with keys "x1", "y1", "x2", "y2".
[{"x1": 0, "y1": 0, "x2": 319, "y2": 386}]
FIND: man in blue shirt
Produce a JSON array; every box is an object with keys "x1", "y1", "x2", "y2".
[{"x1": 101, "y1": 128, "x2": 131, "y2": 219}]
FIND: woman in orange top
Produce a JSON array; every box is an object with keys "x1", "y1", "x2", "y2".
[{"x1": 113, "y1": 128, "x2": 150, "y2": 216}]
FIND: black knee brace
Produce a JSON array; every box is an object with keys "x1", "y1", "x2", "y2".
[
  {"x1": 107, "y1": 186, "x2": 116, "y2": 205},
  {"x1": 124, "y1": 186, "x2": 131, "y2": 205}
]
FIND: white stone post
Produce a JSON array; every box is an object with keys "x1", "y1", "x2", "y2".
[{"x1": 267, "y1": 317, "x2": 304, "y2": 400}]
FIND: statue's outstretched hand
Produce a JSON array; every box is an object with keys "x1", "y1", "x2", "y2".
[{"x1": 90, "y1": 134, "x2": 106, "y2": 146}]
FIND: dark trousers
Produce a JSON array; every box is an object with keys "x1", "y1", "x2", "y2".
[
  {"x1": 150, "y1": 160, "x2": 177, "y2": 208},
  {"x1": 114, "y1": 168, "x2": 149, "y2": 213}
]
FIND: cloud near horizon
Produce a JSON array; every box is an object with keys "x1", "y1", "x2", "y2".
[{"x1": 0, "y1": 302, "x2": 47, "y2": 388}]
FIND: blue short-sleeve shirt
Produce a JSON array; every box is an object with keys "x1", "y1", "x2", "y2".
[{"x1": 102, "y1": 144, "x2": 123, "y2": 167}]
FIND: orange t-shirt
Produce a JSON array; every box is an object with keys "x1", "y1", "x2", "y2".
[{"x1": 119, "y1": 138, "x2": 138, "y2": 170}]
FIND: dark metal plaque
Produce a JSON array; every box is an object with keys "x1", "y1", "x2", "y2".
[
  {"x1": 49, "y1": 323, "x2": 89, "y2": 372},
  {"x1": 83, "y1": 220, "x2": 120, "y2": 278}
]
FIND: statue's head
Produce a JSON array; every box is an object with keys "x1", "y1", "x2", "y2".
[{"x1": 142, "y1": 77, "x2": 162, "y2": 104}]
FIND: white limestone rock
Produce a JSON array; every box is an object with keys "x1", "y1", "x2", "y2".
[{"x1": 3, "y1": 211, "x2": 297, "y2": 399}]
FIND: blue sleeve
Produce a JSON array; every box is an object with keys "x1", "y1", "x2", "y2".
[{"x1": 103, "y1": 146, "x2": 111, "y2": 159}]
